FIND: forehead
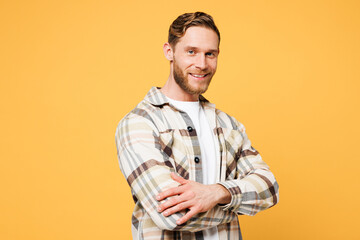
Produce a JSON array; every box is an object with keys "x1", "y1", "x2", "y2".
[{"x1": 175, "y1": 26, "x2": 219, "y2": 51}]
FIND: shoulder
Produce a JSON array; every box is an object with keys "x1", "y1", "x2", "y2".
[
  {"x1": 214, "y1": 107, "x2": 246, "y2": 133},
  {"x1": 123, "y1": 100, "x2": 157, "y2": 122},
  {"x1": 115, "y1": 100, "x2": 160, "y2": 139}
]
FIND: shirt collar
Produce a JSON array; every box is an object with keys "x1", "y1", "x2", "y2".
[{"x1": 144, "y1": 87, "x2": 215, "y2": 108}]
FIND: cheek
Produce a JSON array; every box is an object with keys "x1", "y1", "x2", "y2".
[
  {"x1": 209, "y1": 62, "x2": 217, "y2": 72},
  {"x1": 176, "y1": 55, "x2": 193, "y2": 67},
  {"x1": 182, "y1": 59, "x2": 194, "y2": 69}
]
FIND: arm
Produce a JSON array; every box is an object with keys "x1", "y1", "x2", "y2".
[
  {"x1": 217, "y1": 119, "x2": 279, "y2": 215},
  {"x1": 115, "y1": 115, "x2": 237, "y2": 232},
  {"x1": 156, "y1": 172, "x2": 231, "y2": 225},
  {"x1": 156, "y1": 120, "x2": 278, "y2": 221}
]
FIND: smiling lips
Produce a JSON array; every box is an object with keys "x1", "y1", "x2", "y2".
[{"x1": 189, "y1": 73, "x2": 209, "y2": 79}]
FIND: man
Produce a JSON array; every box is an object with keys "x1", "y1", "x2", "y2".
[{"x1": 115, "y1": 12, "x2": 279, "y2": 239}]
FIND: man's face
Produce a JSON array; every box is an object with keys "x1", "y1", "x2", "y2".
[{"x1": 171, "y1": 26, "x2": 219, "y2": 96}]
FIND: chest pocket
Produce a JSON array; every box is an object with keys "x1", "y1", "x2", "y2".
[{"x1": 158, "y1": 129, "x2": 190, "y2": 180}]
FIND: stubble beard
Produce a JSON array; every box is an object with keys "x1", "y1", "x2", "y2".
[{"x1": 173, "y1": 59, "x2": 212, "y2": 96}]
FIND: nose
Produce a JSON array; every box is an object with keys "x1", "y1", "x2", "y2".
[{"x1": 195, "y1": 54, "x2": 207, "y2": 70}]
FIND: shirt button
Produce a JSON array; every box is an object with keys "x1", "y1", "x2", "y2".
[
  {"x1": 194, "y1": 157, "x2": 200, "y2": 163},
  {"x1": 187, "y1": 126, "x2": 193, "y2": 132}
]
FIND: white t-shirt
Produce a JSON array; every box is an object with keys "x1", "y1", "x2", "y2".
[{"x1": 167, "y1": 97, "x2": 219, "y2": 240}]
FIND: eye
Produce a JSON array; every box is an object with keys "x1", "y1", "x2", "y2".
[
  {"x1": 187, "y1": 50, "x2": 195, "y2": 55},
  {"x1": 206, "y1": 52, "x2": 215, "y2": 57}
]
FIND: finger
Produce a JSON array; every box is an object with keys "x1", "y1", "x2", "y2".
[
  {"x1": 156, "y1": 185, "x2": 185, "y2": 202},
  {"x1": 157, "y1": 195, "x2": 183, "y2": 212},
  {"x1": 170, "y1": 172, "x2": 188, "y2": 185},
  {"x1": 162, "y1": 201, "x2": 192, "y2": 217},
  {"x1": 176, "y1": 208, "x2": 198, "y2": 225}
]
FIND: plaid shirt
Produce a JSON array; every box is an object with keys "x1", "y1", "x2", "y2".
[{"x1": 115, "y1": 87, "x2": 279, "y2": 239}]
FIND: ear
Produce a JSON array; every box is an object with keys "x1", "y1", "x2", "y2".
[{"x1": 163, "y1": 42, "x2": 174, "y2": 61}]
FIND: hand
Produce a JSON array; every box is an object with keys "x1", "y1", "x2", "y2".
[{"x1": 156, "y1": 172, "x2": 231, "y2": 225}]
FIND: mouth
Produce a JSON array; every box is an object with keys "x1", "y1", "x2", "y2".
[{"x1": 189, "y1": 73, "x2": 209, "y2": 80}]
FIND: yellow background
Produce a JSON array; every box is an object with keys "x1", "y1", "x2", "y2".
[{"x1": 1, "y1": 0, "x2": 359, "y2": 239}]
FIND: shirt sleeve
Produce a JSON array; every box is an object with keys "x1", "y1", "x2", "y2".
[
  {"x1": 115, "y1": 114, "x2": 237, "y2": 232},
  {"x1": 217, "y1": 118, "x2": 279, "y2": 215}
]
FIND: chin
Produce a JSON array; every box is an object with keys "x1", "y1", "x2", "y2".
[{"x1": 187, "y1": 84, "x2": 209, "y2": 95}]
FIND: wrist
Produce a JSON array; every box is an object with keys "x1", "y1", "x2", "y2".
[{"x1": 214, "y1": 184, "x2": 231, "y2": 205}]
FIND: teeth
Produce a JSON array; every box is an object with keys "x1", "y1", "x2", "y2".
[{"x1": 192, "y1": 74, "x2": 206, "y2": 77}]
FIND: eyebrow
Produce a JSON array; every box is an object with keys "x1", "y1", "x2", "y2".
[{"x1": 185, "y1": 46, "x2": 219, "y2": 53}]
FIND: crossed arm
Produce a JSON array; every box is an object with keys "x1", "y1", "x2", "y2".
[
  {"x1": 156, "y1": 172, "x2": 231, "y2": 225},
  {"x1": 115, "y1": 116, "x2": 237, "y2": 232},
  {"x1": 115, "y1": 115, "x2": 278, "y2": 231}
]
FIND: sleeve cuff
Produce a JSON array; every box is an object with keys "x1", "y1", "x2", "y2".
[{"x1": 217, "y1": 180, "x2": 243, "y2": 212}]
